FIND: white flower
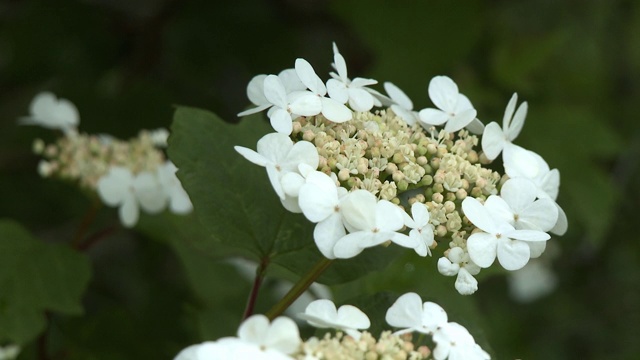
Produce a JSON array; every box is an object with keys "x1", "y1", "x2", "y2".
[
  {"x1": 175, "y1": 314, "x2": 300, "y2": 360},
  {"x1": 19, "y1": 92, "x2": 79, "y2": 134},
  {"x1": 157, "y1": 161, "x2": 193, "y2": 214},
  {"x1": 432, "y1": 322, "x2": 490, "y2": 360},
  {"x1": 401, "y1": 202, "x2": 435, "y2": 256},
  {"x1": 383, "y1": 82, "x2": 420, "y2": 125},
  {"x1": 385, "y1": 292, "x2": 448, "y2": 335},
  {"x1": 326, "y1": 43, "x2": 379, "y2": 112},
  {"x1": 149, "y1": 128, "x2": 170, "y2": 147},
  {"x1": 481, "y1": 93, "x2": 527, "y2": 161},
  {"x1": 292, "y1": 58, "x2": 353, "y2": 123},
  {"x1": 298, "y1": 170, "x2": 348, "y2": 258},
  {"x1": 0, "y1": 345, "x2": 20, "y2": 360},
  {"x1": 97, "y1": 167, "x2": 166, "y2": 227},
  {"x1": 418, "y1": 76, "x2": 481, "y2": 133},
  {"x1": 234, "y1": 134, "x2": 319, "y2": 200},
  {"x1": 437, "y1": 247, "x2": 481, "y2": 295},
  {"x1": 297, "y1": 299, "x2": 370, "y2": 340},
  {"x1": 462, "y1": 196, "x2": 550, "y2": 271},
  {"x1": 332, "y1": 190, "x2": 406, "y2": 258},
  {"x1": 503, "y1": 145, "x2": 568, "y2": 236}
]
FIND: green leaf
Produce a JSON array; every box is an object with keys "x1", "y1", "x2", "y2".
[
  {"x1": 167, "y1": 107, "x2": 402, "y2": 286},
  {"x1": 0, "y1": 219, "x2": 91, "y2": 344}
]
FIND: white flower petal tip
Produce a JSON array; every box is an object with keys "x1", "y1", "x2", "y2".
[
  {"x1": 418, "y1": 75, "x2": 477, "y2": 133},
  {"x1": 20, "y1": 92, "x2": 80, "y2": 133},
  {"x1": 238, "y1": 314, "x2": 301, "y2": 355}
]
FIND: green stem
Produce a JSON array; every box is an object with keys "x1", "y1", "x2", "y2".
[{"x1": 265, "y1": 257, "x2": 334, "y2": 320}]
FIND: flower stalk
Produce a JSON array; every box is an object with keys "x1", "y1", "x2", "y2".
[{"x1": 265, "y1": 257, "x2": 334, "y2": 320}]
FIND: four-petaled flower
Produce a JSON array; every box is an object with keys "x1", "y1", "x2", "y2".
[
  {"x1": 298, "y1": 299, "x2": 370, "y2": 340},
  {"x1": 326, "y1": 43, "x2": 380, "y2": 112},
  {"x1": 19, "y1": 92, "x2": 79, "y2": 134},
  {"x1": 418, "y1": 76, "x2": 482, "y2": 133},
  {"x1": 481, "y1": 93, "x2": 528, "y2": 161}
]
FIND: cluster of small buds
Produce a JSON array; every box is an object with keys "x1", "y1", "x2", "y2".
[
  {"x1": 236, "y1": 42, "x2": 567, "y2": 295},
  {"x1": 32, "y1": 129, "x2": 167, "y2": 190},
  {"x1": 298, "y1": 331, "x2": 429, "y2": 360},
  {"x1": 20, "y1": 92, "x2": 192, "y2": 228},
  {"x1": 175, "y1": 295, "x2": 489, "y2": 360}
]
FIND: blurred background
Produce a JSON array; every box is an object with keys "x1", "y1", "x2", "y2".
[{"x1": 1, "y1": 0, "x2": 639, "y2": 359}]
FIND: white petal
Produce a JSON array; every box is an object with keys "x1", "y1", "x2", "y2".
[
  {"x1": 385, "y1": 292, "x2": 423, "y2": 329},
  {"x1": 483, "y1": 195, "x2": 514, "y2": 226},
  {"x1": 540, "y1": 169, "x2": 560, "y2": 201},
  {"x1": 428, "y1": 76, "x2": 458, "y2": 112},
  {"x1": 266, "y1": 165, "x2": 285, "y2": 200},
  {"x1": 461, "y1": 197, "x2": 500, "y2": 234},
  {"x1": 444, "y1": 107, "x2": 477, "y2": 133},
  {"x1": 246, "y1": 74, "x2": 269, "y2": 106},
  {"x1": 237, "y1": 103, "x2": 272, "y2": 117},
  {"x1": 466, "y1": 232, "x2": 498, "y2": 268},
  {"x1": 281, "y1": 172, "x2": 305, "y2": 198},
  {"x1": 234, "y1": 146, "x2": 268, "y2": 167},
  {"x1": 505, "y1": 229, "x2": 550, "y2": 242},
  {"x1": 375, "y1": 200, "x2": 404, "y2": 232},
  {"x1": 497, "y1": 239, "x2": 531, "y2": 271},
  {"x1": 347, "y1": 87, "x2": 375, "y2": 112},
  {"x1": 508, "y1": 101, "x2": 527, "y2": 141},
  {"x1": 528, "y1": 241, "x2": 547, "y2": 258},
  {"x1": 336, "y1": 305, "x2": 370, "y2": 329},
  {"x1": 465, "y1": 118, "x2": 485, "y2": 134},
  {"x1": 256, "y1": 133, "x2": 294, "y2": 164},
  {"x1": 340, "y1": 190, "x2": 377, "y2": 231},
  {"x1": 421, "y1": 302, "x2": 448, "y2": 332},
  {"x1": 383, "y1": 82, "x2": 413, "y2": 110},
  {"x1": 269, "y1": 108, "x2": 293, "y2": 135},
  {"x1": 278, "y1": 68, "x2": 306, "y2": 92},
  {"x1": 454, "y1": 268, "x2": 478, "y2": 295},
  {"x1": 480, "y1": 121, "x2": 506, "y2": 161},
  {"x1": 518, "y1": 198, "x2": 558, "y2": 232},
  {"x1": 410, "y1": 202, "x2": 430, "y2": 226},
  {"x1": 333, "y1": 232, "x2": 368, "y2": 258},
  {"x1": 320, "y1": 97, "x2": 353, "y2": 123},
  {"x1": 263, "y1": 316, "x2": 300, "y2": 354},
  {"x1": 299, "y1": 181, "x2": 338, "y2": 222},
  {"x1": 500, "y1": 178, "x2": 538, "y2": 212},
  {"x1": 332, "y1": 51, "x2": 348, "y2": 80},
  {"x1": 288, "y1": 91, "x2": 322, "y2": 116},
  {"x1": 298, "y1": 299, "x2": 337, "y2": 328},
  {"x1": 350, "y1": 77, "x2": 377, "y2": 88},
  {"x1": 134, "y1": 172, "x2": 166, "y2": 213},
  {"x1": 168, "y1": 187, "x2": 193, "y2": 214},
  {"x1": 550, "y1": 202, "x2": 568, "y2": 236},
  {"x1": 238, "y1": 314, "x2": 270, "y2": 345},
  {"x1": 97, "y1": 167, "x2": 133, "y2": 206},
  {"x1": 119, "y1": 195, "x2": 139, "y2": 228},
  {"x1": 391, "y1": 105, "x2": 418, "y2": 126},
  {"x1": 437, "y1": 257, "x2": 460, "y2": 276},
  {"x1": 313, "y1": 214, "x2": 346, "y2": 259},
  {"x1": 263, "y1": 75, "x2": 288, "y2": 109},
  {"x1": 418, "y1": 108, "x2": 449, "y2": 126},
  {"x1": 326, "y1": 79, "x2": 349, "y2": 104},
  {"x1": 281, "y1": 140, "x2": 319, "y2": 173},
  {"x1": 295, "y1": 58, "x2": 326, "y2": 95},
  {"x1": 502, "y1": 93, "x2": 518, "y2": 130}
]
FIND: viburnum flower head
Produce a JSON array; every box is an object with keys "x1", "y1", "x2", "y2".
[
  {"x1": 298, "y1": 170, "x2": 348, "y2": 259},
  {"x1": 297, "y1": 299, "x2": 370, "y2": 340},
  {"x1": 383, "y1": 82, "x2": 420, "y2": 126},
  {"x1": 385, "y1": 292, "x2": 448, "y2": 335},
  {"x1": 462, "y1": 196, "x2": 550, "y2": 271},
  {"x1": 19, "y1": 92, "x2": 79, "y2": 134},
  {"x1": 481, "y1": 93, "x2": 528, "y2": 161},
  {"x1": 326, "y1": 43, "x2": 379, "y2": 112},
  {"x1": 234, "y1": 133, "x2": 319, "y2": 200},
  {"x1": 332, "y1": 190, "x2": 411, "y2": 258},
  {"x1": 174, "y1": 314, "x2": 300, "y2": 360},
  {"x1": 418, "y1": 76, "x2": 482, "y2": 133},
  {"x1": 97, "y1": 166, "x2": 166, "y2": 228}
]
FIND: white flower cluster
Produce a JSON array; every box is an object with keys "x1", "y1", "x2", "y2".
[
  {"x1": 20, "y1": 92, "x2": 193, "y2": 228},
  {"x1": 235, "y1": 43, "x2": 567, "y2": 296},
  {"x1": 175, "y1": 293, "x2": 489, "y2": 360}
]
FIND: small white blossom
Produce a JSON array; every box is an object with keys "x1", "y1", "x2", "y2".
[
  {"x1": 234, "y1": 133, "x2": 319, "y2": 200},
  {"x1": 326, "y1": 43, "x2": 379, "y2": 112},
  {"x1": 481, "y1": 93, "x2": 527, "y2": 161},
  {"x1": 19, "y1": 92, "x2": 79, "y2": 134},
  {"x1": 437, "y1": 247, "x2": 481, "y2": 295},
  {"x1": 385, "y1": 292, "x2": 448, "y2": 335},
  {"x1": 462, "y1": 196, "x2": 550, "y2": 271},
  {"x1": 333, "y1": 190, "x2": 407, "y2": 258},
  {"x1": 97, "y1": 167, "x2": 166, "y2": 227},
  {"x1": 298, "y1": 170, "x2": 348, "y2": 258},
  {"x1": 400, "y1": 202, "x2": 435, "y2": 256},
  {"x1": 383, "y1": 82, "x2": 420, "y2": 125},
  {"x1": 418, "y1": 76, "x2": 481, "y2": 133},
  {"x1": 298, "y1": 299, "x2": 370, "y2": 340},
  {"x1": 292, "y1": 58, "x2": 352, "y2": 123},
  {"x1": 432, "y1": 322, "x2": 490, "y2": 360}
]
